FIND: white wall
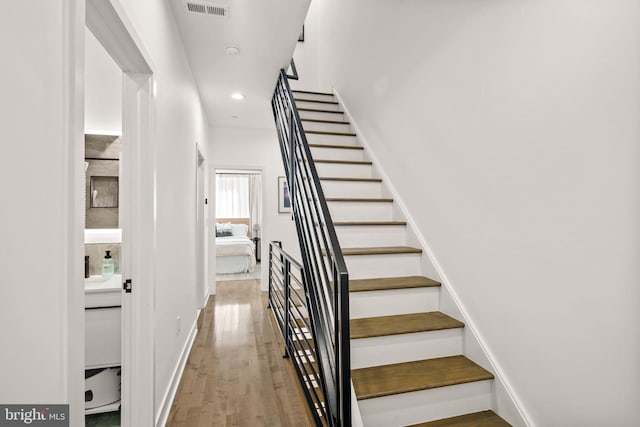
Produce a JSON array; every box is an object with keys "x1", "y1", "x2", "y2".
[
  {"x1": 85, "y1": 28, "x2": 121, "y2": 133},
  {"x1": 209, "y1": 127, "x2": 299, "y2": 292},
  {"x1": 0, "y1": 0, "x2": 84, "y2": 422},
  {"x1": 0, "y1": 1, "x2": 209, "y2": 424},
  {"x1": 295, "y1": 1, "x2": 640, "y2": 425},
  {"x1": 117, "y1": 0, "x2": 210, "y2": 417}
]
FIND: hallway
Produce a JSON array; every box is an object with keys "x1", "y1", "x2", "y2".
[{"x1": 167, "y1": 279, "x2": 312, "y2": 427}]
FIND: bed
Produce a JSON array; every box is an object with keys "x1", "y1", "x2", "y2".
[{"x1": 215, "y1": 218, "x2": 256, "y2": 274}]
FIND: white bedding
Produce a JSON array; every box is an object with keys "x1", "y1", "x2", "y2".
[{"x1": 216, "y1": 236, "x2": 256, "y2": 274}]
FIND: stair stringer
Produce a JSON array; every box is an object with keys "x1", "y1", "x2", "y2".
[{"x1": 332, "y1": 88, "x2": 533, "y2": 427}]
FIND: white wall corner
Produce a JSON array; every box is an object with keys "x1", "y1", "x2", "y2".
[
  {"x1": 155, "y1": 318, "x2": 198, "y2": 427},
  {"x1": 332, "y1": 88, "x2": 534, "y2": 427}
]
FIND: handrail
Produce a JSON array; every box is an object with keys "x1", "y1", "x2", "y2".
[{"x1": 271, "y1": 69, "x2": 351, "y2": 426}]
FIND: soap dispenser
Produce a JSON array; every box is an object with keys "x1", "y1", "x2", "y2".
[{"x1": 101, "y1": 250, "x2": 115, "y2": 279}]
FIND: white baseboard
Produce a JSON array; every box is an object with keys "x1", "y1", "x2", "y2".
[
  {"x1": 154, "y1": 318, "x2": 198, "y2": 427},
  {"x1": 333, "y1": 88, "x2": 533, "y2": 427}
]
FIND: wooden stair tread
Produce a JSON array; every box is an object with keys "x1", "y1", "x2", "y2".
[
  {"x1": 314, "y1": 159, "x2": 373, "y2": 165},
  {"x1": 309, "y1": 143, "x2": 364, "y2": 150},
  {"x1": 293, "y1": 89, "x2": 334, "y2": 96},
  {"x1": 301, "y1": 118, "x2": 350, "y2": 125},
  {"x1": 326, "y1": 197, "x2": 392, "y2": 202},
  {"x1": 298, "y1": 107, "x2": 343, "y2": 114},
  {"x1": 296, "y1": 98, "x2": 339, "y2": 105},
  {"x1": 349, "y1": 276, "x2": 440, "y2": 292},
  {"x1": 340, "y1": 246, "x2": 422, "y2": 256},
  {"x1": 334, "y1": 221, "x2": 407, "y2": 226},
  {"x1": 350, "y1": 312, "x2": 464, "y2": 339},
  {"x1": 305, "y1": 130, "x2": 357, "y2": 137},
  {"x1": 408, "y1": 410, "x2": 512, "y2": 427},
  {"x1": 319, "y1": 177, "x2": 382, "y2": 182},
  {"x1": 352, "y1": 355, "x2": 494, "y2": 400}
]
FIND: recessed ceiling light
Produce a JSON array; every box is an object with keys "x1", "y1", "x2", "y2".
[
  {"x1": 231, "y1": 92, "x2": 245, "y2": 100},
  {"x1": 224, "y1": 45, "x2": 240, "y2": 56}
]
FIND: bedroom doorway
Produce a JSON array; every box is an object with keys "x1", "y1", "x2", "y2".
[{"x1": 214, "y1": 169, "x2": 263, "y2": 284}]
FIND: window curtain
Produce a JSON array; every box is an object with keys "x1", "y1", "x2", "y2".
[
  {"x1": 248, "y1": 174, "x2": 262, "y2": 237},
  {"x1": 216, "y1": 174, "x2": 249, "y2": 218}
]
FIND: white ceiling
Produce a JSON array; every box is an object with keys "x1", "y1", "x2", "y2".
[{"x1": 169, "y1": 0, "x2": 311, "y2": 129}]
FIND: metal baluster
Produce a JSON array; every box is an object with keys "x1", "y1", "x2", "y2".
[{"x1": 283, "y1": 257, "x2": 291, "y2": 359}]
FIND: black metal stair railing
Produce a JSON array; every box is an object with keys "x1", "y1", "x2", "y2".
[{"x1": 270, "y1": 68, "x2": 351, "y2": 427}]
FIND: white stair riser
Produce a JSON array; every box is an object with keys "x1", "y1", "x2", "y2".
[
  {"x1": 296, "y1": 100, "x2": 341, "y2": 111},
  {"x1": 336, "y1": 226, "x2": 406, "y2": 247},
  {"x1": 306, "y1": 133, "x2": 358, "y2": 146},
  {"x1": 320, "y1": 180, "x2": 383, "y2": 198},
  {"x1": 345, "y1": 253, "x2": 422, "y2": 280},
  {"x1": 328, "y1": 202, "x2": 393, "y2": 221},
  {"x1": 350, "y1": 329, "x2": 463, "y2": 369},
  {"x1": 293, "y1": 93, "x2": 335, "y2": 102},
  {"x1": 357, "y1": 380, "x2": 492, "y2": 427},
  {"x1": 349, "y1": 286, "x2": 438, "y2": 319},
  {"x1": 316, "y1": 163, "x2": 373, "y2": 179},
  {"x1": 302, "y1": 121, "x2": 351, "y2": 133},
  {"x1": 299, "y1": 110, "x2": 345, "y2": 121},
  {"x1": 310, "y1": 147, "x2": 365, "y2": 162}
]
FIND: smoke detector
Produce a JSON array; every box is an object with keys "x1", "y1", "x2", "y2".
[{"x1": 185, "y1": 1, "x2": 229, "y2": 17}]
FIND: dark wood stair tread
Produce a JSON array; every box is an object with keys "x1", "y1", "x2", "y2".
[
  {"x1": 296, "y1": 98, "x2": 339, "y2": 105},
  {"x1": 309, "y1": 143, "x2": 363, "y2": 150},
  {"x1": 408, "y1": 410, "x2": 512, "y2": 427},
  {"x1": 352, "y1": 355, "x2": 494, "y2": 400},
  {"x1": 341, "y1": 246, "x2": 422, "y2": 256},
  {"x1": 350, "y1": 312, "x2": 464, "y2": 339},
  {"x1": 301, "y1": 118, "x2": 350, "y2": 125},
  {"x1": 293, "y1": 89, "x2": 334, "y2": 96},
  {"x1": 314, "y1": 159, "x2": 372, "y2": 165},
  {"x1": 298, "y1": 107, "x2": 343, "y2": 114},
  {"x1": 320, "y1": 177, "x2": 382, "y2": 182},
  {"x1": 306, "y1": 130, "x2": 356, "y2": 137},
  {"x1": 326, "y1": 197, "x2": 392, "y2": 202},
  {"x1": 334, "y1": 221, "x2": 407, "y2": 226},
  {"x1": 349, "y1": 276, "x2": 440, "y2": 292}
]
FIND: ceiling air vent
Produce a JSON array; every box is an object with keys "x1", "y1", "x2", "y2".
[{"x1": 186, "y1": 1, "x2": 229, "y2": 17}]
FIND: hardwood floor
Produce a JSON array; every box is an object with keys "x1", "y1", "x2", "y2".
[{"x1": 167, "y1": 279, "x2": 313, "y2": 427}]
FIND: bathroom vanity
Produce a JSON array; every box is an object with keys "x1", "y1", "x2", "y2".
[{"x1": 85, "y1": 274, "x2": 122, "y2": 415}]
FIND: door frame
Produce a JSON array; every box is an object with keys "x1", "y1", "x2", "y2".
[
  {"x1": 76, "y1": 1, "x2": 157, "y2": 426},
  {"x1": 195, "y1": 143, "x2": 208, "y2": 309}
]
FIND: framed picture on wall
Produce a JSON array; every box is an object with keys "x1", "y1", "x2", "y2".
[{"x1": 278, "y1": 176, "x2": 292, "y2": 213}]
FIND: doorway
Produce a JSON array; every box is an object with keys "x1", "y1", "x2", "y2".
[
  {"x1": 213, "y1": 169, "x2": 263, "y2": 287},
  {"x1": 196, "y1": 145, "x2": 207, "y2": 308},
  {"x1": 78, "y1": 1, "x2": 156, "y2": 426}
]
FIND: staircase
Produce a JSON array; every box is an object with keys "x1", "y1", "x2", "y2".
[{"x1": 292, "y1": 89, "x2": 512, "y2": 427}]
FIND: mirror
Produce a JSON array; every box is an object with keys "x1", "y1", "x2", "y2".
[{"x1": 85, "y1": 133, "x2": 121, "y2": 229}]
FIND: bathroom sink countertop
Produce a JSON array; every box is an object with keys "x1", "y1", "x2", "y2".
[{"x1": 85, "y1": 274, "x2": 122, "y2": 293}]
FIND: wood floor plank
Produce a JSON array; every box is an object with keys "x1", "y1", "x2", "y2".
[
  {"x1": 296, "y1": 98, "x2": 339, "y2": 105},
  {"x1": 340, "y1": 246, "x2": 423, "y2": 256},
  {"x1": 334, "y1": 221, "x2": 406, "y2": 226},
  {"x1": 309, "y1": 143, "x2": 363, "y2": 150},
  {"x1": 305, "y1": 130, "x2": 356, "y2": 136},
  {"x1": 326, "y1": 197, "x2": 392, "y2": 202},
  {"x1": 349, "y1": 276, "x2": 441, "y2": 292},
  {"x1": 167, "y1": 280, "x2": 313, "y2": 427},
  {"x1": 319, "y1": 177, "x2": 382, "y2": 182},
  {"x1": 314, "y1": 160, "x2": 373, "y2": 165},
  {"x1": 352, "y1": 355, "x2": 494, "y2": 400},
  {"x1": 293, "y1": 89, "x2": 334, "y2": 97},
  {"x1": 408, "y1": 410, "x2": 512, "y2": 427},
  {"x1": 301, "y1": 118, "x2": 350, "y2": 125},
  {"x1": 350, "y1": 312, "x2": 464, "y2": 339},
  {"x1": 298, "y1": 107, "x2": 343, "y2": 114}
]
